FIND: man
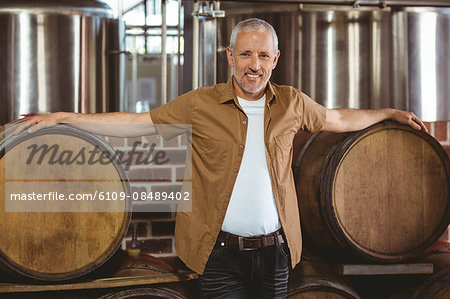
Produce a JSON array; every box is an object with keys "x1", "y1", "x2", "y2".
[{"x1": 18, "y1": 18, "x2": 426, "y2": 298}]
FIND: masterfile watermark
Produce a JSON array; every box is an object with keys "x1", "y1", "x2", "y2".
[
  {"x1": 9, "y1": 191, "x2": 191, "y2": 202},
  {"x1": 25, "y1": 141, "x2": 169, "y2": 171},
  {"x1": 4, "y1": 123, "x2": 192, "y2": 213}
]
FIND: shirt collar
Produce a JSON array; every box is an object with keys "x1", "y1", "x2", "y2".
[{"x1": 219, "y1": 76, "x2": 276, "y2": 105}]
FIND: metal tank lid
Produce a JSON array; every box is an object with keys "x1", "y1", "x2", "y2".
[{"x1": 0, "y1": 0, "x2": 113, "y2": 17}]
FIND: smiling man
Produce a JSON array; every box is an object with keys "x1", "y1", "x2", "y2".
[
  {"x1": 227, "y1": 22, "x2": 280, "y2": 100},
  {"x1": 18, "y1": 18, "x2": 427, "y2": 299}
]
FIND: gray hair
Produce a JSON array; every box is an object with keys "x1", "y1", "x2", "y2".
[{"x1": 229, "y1": 18, "x2": 279, "y2": 54}]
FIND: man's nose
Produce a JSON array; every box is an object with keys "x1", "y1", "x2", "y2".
[{"x1": 249, "y1": 56, "x2": 260, "y2": 71}]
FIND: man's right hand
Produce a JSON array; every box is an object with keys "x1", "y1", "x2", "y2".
[{"x1": 14, "y1": 112, "x2": 70, "y2": 134}]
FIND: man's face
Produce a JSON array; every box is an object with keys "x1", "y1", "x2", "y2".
[{"x1": 227, "y1": 29, "x2": 280, "y2": 100}]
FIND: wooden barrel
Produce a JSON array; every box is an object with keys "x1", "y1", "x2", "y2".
[
  {"x1": 388, "y1": 246, "x2": 450, "y2": 298},
  {"x1": 110, "y1": 251, "x2": 176, "y2": 277},
  {"x1": 294, "y1": 121, "x2": 450, "y2": 262},
  {"x1": 96, "y1": 253, "x2": 198, "y2": 299},
  {"x1": 0, "y1": 122, "x2": 131, "y2": 281},
  {"x1": 409, "y1": 251, "x2": 450, "y2": 299},
  {"x1": 97, "y1": 287, "x2": 189, "y2": 299},
  {"x1": 288, "y1": 252, "x2": 361, "y2": 298}
]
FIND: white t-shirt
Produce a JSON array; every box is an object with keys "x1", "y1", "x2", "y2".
[{"x1": 221, "y1": 94, "x2": 281, "y2": 236}]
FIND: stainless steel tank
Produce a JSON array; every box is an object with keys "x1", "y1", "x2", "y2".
[
  {"x1": 0, "y1": 0, "x2": 125, "y2": 125},
  {"x1": 407, "y1": 8, "x2": 450, "y2": 122},
  {"x1": 216, "y1": 3, "x2": 450, "y2": 121}
]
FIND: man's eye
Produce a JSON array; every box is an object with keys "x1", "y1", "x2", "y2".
[
  {"x1": 240, "y1": 53, "x2": 250, "y2": 56},
  {"x1": 260, "y1": 54, "x2": 269, "y2": 58}
]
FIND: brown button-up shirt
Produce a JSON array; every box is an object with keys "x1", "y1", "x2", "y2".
[{"x1": 150, "y1": 77, "x2": 326, "y2": 274}]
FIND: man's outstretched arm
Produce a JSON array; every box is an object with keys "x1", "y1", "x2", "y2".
[
  {"x1": 14, "y1": 111, "x2": 156, "y2": 137},
  {"x1": 321, "y1": 108, "x2": 428, "y2": 133}
]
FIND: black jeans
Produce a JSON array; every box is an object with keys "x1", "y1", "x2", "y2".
[{"x1": 198, "y1": 240, "x2": 290, "y2": 299}]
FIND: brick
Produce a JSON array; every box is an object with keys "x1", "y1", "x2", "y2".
[
  {"x1": 131, "y1": 196, "x2": 178, "y2": 212},
  {"x1": 128, "y1": 238, "x2": 173, "y2": 254},
  {"x1": 107, "y1": 136, "x2": 125, "y2": 147},
  {"x1": 148, "y1": 149, "x2": 173, "y2": 166},
  {"x1": 176, "y1": 167, "x2": 186, "y2": 182},
  {"x1": 163, "y1": 136, "x2": 179, "y2": 147},
  {"x1": 143, "y1": 135, "x2": 161, "y2": 146},
  {"x1": 129, "y1": 186, "x2": 149, "y2": 202},
  {"x1": 434, "y1": 122, "x2": 447, "y2": 141},
  {"x1": 180, "y1": 134, "x2": 188, "y2": 146},
  {"x1": 132, "y1": 212, "x2": 174, "y2": 220},
  {"x1": 151, "y1": 184, "x2": 182, "y2": 194},
  {"x1": 119, "y1": 150, "x2": 149, "y2": 167},
  {"x1": 125, "y1": 222, "x2": 148, "y2": 238},
  {"x1": 126, "y1": 137, "x2": 143, "y2": 147},
  {"x1": 127, "y1": 145, "x2": 173, "y2": 167},
  {"x1": 121, "y1": 149, "x2": 168, "y2": 167},
  {"x1": 127, "y1": 168, "x2": 172, "y2": 182},
  {"x1": 163, "y1": 150, "x2": 187, "y2": 165},
  {"x1": 152, "y1": 221, "x2": 176, "y2": 236},
  {"x1": 131, "y1": 186, "x2": 148, "y2": 194}
]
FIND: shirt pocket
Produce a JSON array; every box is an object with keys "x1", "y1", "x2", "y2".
[
  {"x1": 272, "y1": 132, "x2": 295, "y2": 164},
  {"x1": 196, "y1": 137, "x2": 229, "y2": 173}
]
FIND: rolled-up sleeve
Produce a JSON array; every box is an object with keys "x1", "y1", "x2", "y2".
[
  {"x1": 299, "y1": 92, "x2": 327, "y2": 133},
  {"x1": 150, "y1": 90, "x2": 194, "y2": 140}
]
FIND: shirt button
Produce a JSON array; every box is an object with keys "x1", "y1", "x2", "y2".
[
  {"x1": 226, "y1": 192, "x2": 230, "y2": 197},
  {"x1": 242, "y1": 121, "x2": 247, "y2": 125},
  {"x1": 239, "y1": 144, "x2": 244, "y2": 149},
  {"x1": 233, "y1": 168, "x2": 238, "y2": 172}
]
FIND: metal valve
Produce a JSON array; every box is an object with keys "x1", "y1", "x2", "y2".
[{"x1": 193, "y1": 1, "x2": 225, "y2": 18}]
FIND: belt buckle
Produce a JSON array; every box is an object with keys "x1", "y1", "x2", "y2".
[{"x1": 238, "y1": 236, "x2": 257, "y2": 251}]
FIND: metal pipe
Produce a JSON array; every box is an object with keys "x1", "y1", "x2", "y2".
[
  {"x1": 192, "y1": 1, "x2": 199, "y2": 90},
  {"x1": 118, "y1": 0, "x2": 123, "y2": 18},
  {"x1": 210, "y1": 0, "x2": 450, "y2": 7},
  {"x1": 161, "y1": 0, "x2": 167, "y2": 105},
  {"x1": 212, "y1": 1, "x2": 219, "y2": 85},
  {"x1": 126, "y1": 32, "x2": 180, "y2": 37},
  {"x1": 177, "y1": 0, "x2": 182, "y2": 96},
  {"x1": 132, "y1": 36, "x2": 138, "y2": 112},
  {"x1": 392, "y1": 8, "x2": 409, "y2": 111},
  {"x1": 144, "y1": 0, "x2": 148, "y2": 53},
  {"x1": 380, "y1": 0, "x2": 450, "y2": 6},
  {"x1": 126, "y1": 25, "x2": 179, "y2": 29}
]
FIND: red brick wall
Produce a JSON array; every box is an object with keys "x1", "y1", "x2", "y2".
[
  {"x1": 106, "y1": 134, "x2": 186, "y2": 258},
  {"x1": 125, "y1": 212, "x2": 176, "y2": 256},
  {"x1": 425, "y1": 121, "x2": 450, "y2": 243}
]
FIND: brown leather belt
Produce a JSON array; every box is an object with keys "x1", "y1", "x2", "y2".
[{"x1": 217, "y1": 229, "x2": 285, "y2": 251}]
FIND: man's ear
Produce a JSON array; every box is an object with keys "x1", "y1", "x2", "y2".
[
  {"x1": 226, "y1": 47, "x2": 234, "y2": 67},
  {"x1": 272, "y1": 50, "x2": 281, "y2": 70}
]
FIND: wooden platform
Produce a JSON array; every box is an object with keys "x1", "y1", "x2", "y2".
[
  {"x1": 0, "y1": 272, "x2": 198, "y2": 294},
  {"x1": 338, "y1": 263, "x2": 434, "y2": 276}
]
